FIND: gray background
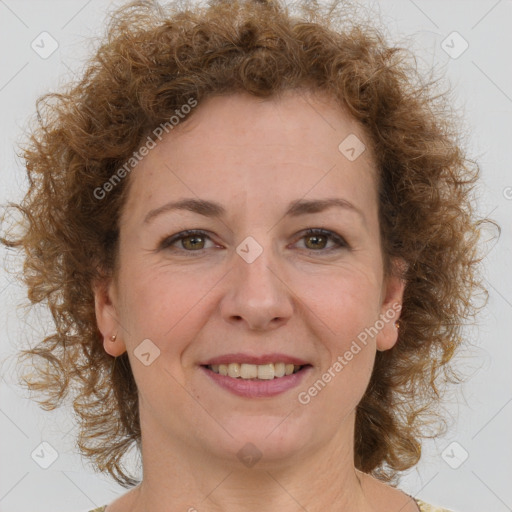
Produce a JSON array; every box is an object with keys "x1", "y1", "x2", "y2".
[{"x1": 0, "y1": 0, "x2": 511, "y2": 511}]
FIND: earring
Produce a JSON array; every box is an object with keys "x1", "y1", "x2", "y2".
[
  {"x1": 109, "y1": 334, "x2": 117, "y2": 342},
  {"x1": 395, "y1": 321, "x2": 400, "y2": 329}
]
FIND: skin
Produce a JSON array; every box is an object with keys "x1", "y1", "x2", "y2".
[{"x1": 94, "y1": 89, "x2": 417, "y2": 512}]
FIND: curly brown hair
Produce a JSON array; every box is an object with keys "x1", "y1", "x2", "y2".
[{"x1": 0, "y1": 0, "x2": 496, "y2": 488}]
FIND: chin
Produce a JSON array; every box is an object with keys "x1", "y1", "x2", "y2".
[{"x1": 203, "y1": 414, "x2": 316, "y2": 467}]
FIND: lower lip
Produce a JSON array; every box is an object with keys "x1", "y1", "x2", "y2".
[{"x1": 200, "y1": 365, "x2": 312, "y2": 398}]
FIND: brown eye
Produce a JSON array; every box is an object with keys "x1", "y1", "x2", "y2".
[
  {"x1": 298, "y1": 228, "x2": 348, "y2": 252},
  {"x1": 304, "y1": 233, "x2": 328, "y2": 250},
  {"x1": 181, "y1": 234, "x2": 206, "y2": 250},
  {"x1": 159, "y1": 230, "x2": 213, "y2": 252}
]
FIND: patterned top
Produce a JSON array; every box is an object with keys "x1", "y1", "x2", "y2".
[
  {"x1": 416, "y1": 500, "x2": 454, "y2": 511},
  {"x1": 89, "y1": 498, "x2": 454, "y2": 511}
]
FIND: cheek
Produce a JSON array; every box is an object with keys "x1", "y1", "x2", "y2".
[
  {"x1": 292, "y1": 261, "x2": 383, "y2": 343},
  {"x1": 296, "y1": 269, "x2": 378, "y2": 417},
  {"x1": 305, "y1": 355, "x2": 375, "y2": 428},
  {"x1": 117, "y1": 266, "x2": 216, "y2": 406},
  {"x1": 117, "y1": 261, "x2": 221, "y2": 351},
  {"x1": 292, "y1": 263, "x2": 381, "y2": 404}
]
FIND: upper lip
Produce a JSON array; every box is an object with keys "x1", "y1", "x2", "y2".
[{"x1": 200, "y1": 353, "x2": 311, "y2": 366}]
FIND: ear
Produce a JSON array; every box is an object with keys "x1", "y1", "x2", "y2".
[
  {"x1": 93, "y1": 276, "x2": 127, "y2": 357},
  {"x1": 376, "y1": 257, "x2": 407, "y2": 352}
]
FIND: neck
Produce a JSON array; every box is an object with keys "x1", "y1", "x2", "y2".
[{"x1": 125, "y1": 410, "x2": 375, "y2": 512}]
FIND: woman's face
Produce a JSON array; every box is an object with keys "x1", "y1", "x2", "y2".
[{"x1": 95, "y1": 89, "x2": 405, "y2": 466}]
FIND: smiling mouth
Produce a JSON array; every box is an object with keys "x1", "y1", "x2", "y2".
[{"x1": 203, "y1": 363, "x2": 310, "y2": 380}]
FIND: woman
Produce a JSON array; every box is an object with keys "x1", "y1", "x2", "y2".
[{"x1": 0, "y1": 0, "x2": 494, "y2": 510}]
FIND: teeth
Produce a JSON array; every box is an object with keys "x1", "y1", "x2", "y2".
[
  {"x1": 228, "y1": 363, "x2": 241, "y2": 378},
  {"x1": 241, "y1": 363, "x2": 258, "y2": 379},
  {"x1": 274, "y1": 362, "x2": 285, "y2": 377},
  {"x1": 257, "y1": 363, "x2": 274, "y2": 380},
  {"x1": 208, "y1": 362, "x2": 304, "y2": 379}
]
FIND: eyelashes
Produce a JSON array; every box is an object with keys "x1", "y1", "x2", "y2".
[
  {"x1": 158, "y1": 229, "x2": 214, "y2": 253},
  {"x1": 157, "y1": 228, "x2": 349, "y2": 256}
]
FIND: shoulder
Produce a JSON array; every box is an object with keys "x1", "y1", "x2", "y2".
[
  {"x1": 416, "y1": 498, "x2": 457, "y2": 512},
  {"x1": 89, "y1": 499, "x2": 451, "y2": 512},
  {"x1": 88, "y1": 499, "x2": 454, "y2": 512}
]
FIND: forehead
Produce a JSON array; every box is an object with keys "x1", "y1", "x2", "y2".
[{"x1": 120, "y1": 90, "x2": 378, "y2": 225}]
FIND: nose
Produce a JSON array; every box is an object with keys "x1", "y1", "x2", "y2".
[{"x1": 220, "y1": 244, "x2": 294, "y2": 331}]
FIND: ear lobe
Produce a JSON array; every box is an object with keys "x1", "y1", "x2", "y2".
[
  {"x1": 376, "y1": 257, "x2": 407, "y2": 352},
  {"x1": 103, "y1": 334, "x2": 127, "y2": 358},
  {"x1": 93, "y1": 277, "x2": 127, "y2": 357}
]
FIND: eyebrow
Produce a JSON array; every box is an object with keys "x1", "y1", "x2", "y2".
[{"x1": 143, "y1": 197, "x2": 365, "y2": 224}]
